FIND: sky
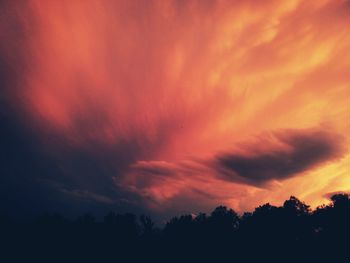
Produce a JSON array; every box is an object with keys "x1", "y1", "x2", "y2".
[{"x1": 1, "y1": 0, "x2": 350, "y2": 220}]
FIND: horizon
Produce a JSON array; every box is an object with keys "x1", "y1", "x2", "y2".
[{"x1": 0, "y1": 193, "x2": 344, "y2": 225}]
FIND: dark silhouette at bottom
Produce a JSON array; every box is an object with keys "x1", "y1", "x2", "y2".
[{"x1": 2, "y1": 194, "x2": 350, "y2": 262}]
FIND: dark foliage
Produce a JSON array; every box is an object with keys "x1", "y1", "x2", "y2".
[{"x1": 2, "y1": 194, "x2": 350, "y2": 262}]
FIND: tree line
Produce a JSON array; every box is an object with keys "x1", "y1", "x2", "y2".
[{"x1": 2, "y1": 193, "x2": 350, "y2": 262}]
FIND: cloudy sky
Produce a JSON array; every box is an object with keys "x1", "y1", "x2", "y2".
[{"x1": 1, "y1": 0, "x2": 350, "y2": 220}]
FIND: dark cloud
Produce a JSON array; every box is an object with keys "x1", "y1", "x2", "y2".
[
  {"x1": 60, "y1": 188, "x2": 115, "y2": 204},
  {"x1": 122, "y1": 129, "x2": 347, "y2": 208},
  {"x1": 215, "y1": 129, "x2": 346, "y2": 185},
  {"x1": 131, "y1": 161, "x2": 178, "y2": 177},
  {"x1": 0, "y1": 111, "x2": 150, "y2": 218},
  {"x1": 0, "y1": 84, "x2": 149, "y2": 219}
]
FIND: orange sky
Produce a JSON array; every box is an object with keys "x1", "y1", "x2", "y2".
[{"x1": 5, "y1": 0, "x2": 350, "y2": 215}]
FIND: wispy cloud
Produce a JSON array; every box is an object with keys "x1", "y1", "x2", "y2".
[{"x1": 1, "y1": 0, "x2": 350, "y2": 216}]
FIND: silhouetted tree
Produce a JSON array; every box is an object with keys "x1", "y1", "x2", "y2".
[
  {"x1": 3, "y1": 193, "x2": 350, "y2": 263},
  {"x1": 283, "y1": 196, "x2": 310, "y2": 215},
  {"x1": 331, "y1": 193, "x2": 350, "y2": 209},
  {"x1": 140, "y1": 214, "x2": 155, "y2": 235}
]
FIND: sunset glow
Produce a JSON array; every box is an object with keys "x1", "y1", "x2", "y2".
[{"x1": 2, "y1": 0, "x2": 350, "y2": 217}]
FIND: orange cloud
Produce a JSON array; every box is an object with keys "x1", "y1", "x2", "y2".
[{"x1": 4, "y1": 0, "x2": 350, "y2": 214}]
